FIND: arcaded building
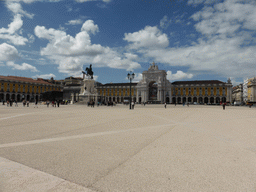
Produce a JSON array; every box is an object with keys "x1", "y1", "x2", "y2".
[
  {"x1": 0, "y1": 76, "x2": 62, "y2": 102},
  {"x1": 171, "y1": 80, "x2": 232, "y2": 104},
  {"x1": 96, "y1": 63, "x2": 233, "y2": 104}
]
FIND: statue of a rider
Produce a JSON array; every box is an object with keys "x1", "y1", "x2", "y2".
[{"x1": 82, "y1": 64, "x2": 93, "y2": 79}]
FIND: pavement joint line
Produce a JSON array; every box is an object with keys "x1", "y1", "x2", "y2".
[
  {"x1": 0, "y1": 123, "x2": 175, "y2": 149},
  {"x1": 0, "y1": 156, "x2": 96, "y2": 192},
  {"x1": 0, "y1": 113, "x2": 34, "y2": 120}
]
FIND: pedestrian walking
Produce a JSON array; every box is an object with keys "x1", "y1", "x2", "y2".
[
  {"x1": 223, "y1": 103, "x2": 226, "y2": 110},
  {"x1": 7, "y1": 100, "x2": 9, "y2": 107},
  {"x1": 15, "y1": 100, "x2": 18, "y2": 107},
  {"x1": 47, "y1": 100, "x2": 49, "y2": 107},
  {"x1": 164, "y1": 102, "x2": 166, "y2": 108},
  {"x1": 57, "y1": 100, "x2": 60, "y2": 107},
  {"x1": 27, "y1": 100, "x2": 29, "y2": 107},
  {"x1": 132, "y1": 101, "x2": 135, "y2": 109},
  {"x1": 54, "y1": 100, "x2": 57, "y2": 107},
  {"x1": 2, "y1": 100, "x2": 5, "y2": 105},
  {"x1": 187, "y1": 102, "x2": 189, "y2": 107},
  {"x1": 34, "y1": 100, "x2": 38, "y2": 108},
  {"x1": 23, "y1": 100, "x2": 26, "y2": 107}
]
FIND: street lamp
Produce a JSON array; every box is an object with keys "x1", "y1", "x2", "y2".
[{"x1": 127, "y1": 71, "x2": 135, "y2": 109}]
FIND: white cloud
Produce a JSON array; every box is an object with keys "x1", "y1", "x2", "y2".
[
  {"x1": 66, "y1": 19, "x2": 83, "y2": 25},
  {"x1": 0, "y1": 14, "x2": 28, "y2": 45},
  {"x1": 34, "y1": 20, "x2": 140, "y2": 76},
  {"x1": 160, "y1": 16, "x2": 171, "y2": 29},
  {"x1": 124, "y1": 53, "x2": 138, "y2": 61},
  {"x1": 0, "y1": 43, "x2": 19, "y2": 61},
  {"x1": 6, "y1": 61, "x2": 38, "y2": 72},
  {"x1": 126, "y1": 0, "x2": 256, "y2": 79},
  {"x1": 27, "y1": 34, "x2": 35, "y2": 43},
  {"x1": 167, "y1": 70, "x2": 193, "y2": 81},
  {"x1": 124, "y1": 26, "x2": 169, "y2": 50},
  {"x1": 188, "y1": 0, "x2": 221, "y2": 5},
  {"x1": 5, "y1": 1, "x2": 34, "y2": 18},
  {"x1": 32, "y1": 73, "x2": 56, "y2": 79},
  {"x1": 75, "y1": 0, "x2": 111, "y2": 2},
  {"x1": 133, "y1": 73, "x2": 143, "y2": 82},
  {"x1": 81, "y1": 20, "x2": 99, "y2": 35}
]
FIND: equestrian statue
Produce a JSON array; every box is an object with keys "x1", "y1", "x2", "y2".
[{"x1": 82, "y1": 64, "x2": 94, "y2": 79}]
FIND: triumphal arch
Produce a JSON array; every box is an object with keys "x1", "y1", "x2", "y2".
[{"x1": 136, "y1": 62, "x2": 172, "y2": 103}]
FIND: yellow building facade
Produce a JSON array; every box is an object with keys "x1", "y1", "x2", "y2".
[
  {"x1": 0, "y1": 76, "x2": 62, "y2": 102},
  {"x1": 97, "y1": 83, "x2": 137, "y2": 103},
  {"x1": 171, "y1": 80, "x2": 231, "y2": 104}
]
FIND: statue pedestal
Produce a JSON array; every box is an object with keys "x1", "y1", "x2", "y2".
[{"x1": 78, "y1": 79, "x2": 98, "y2": 104}]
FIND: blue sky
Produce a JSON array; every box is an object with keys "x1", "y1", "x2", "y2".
[{"x1": 0, "y1": 0, "x2": 255, "y2": 85}]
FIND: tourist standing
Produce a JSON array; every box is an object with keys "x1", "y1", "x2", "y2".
[
  {"x1": 46, "y1": 100, "x2": 49, "y2": 107},
  {"x1": 2, "y1": 100, "x2": 5, "y2": 105},
  {"x1": 132, "y1": 101, "x2": 134, "y2": 109},
  {"x1": 15, "y1": 100, "x2": 18, "y2": 107},
  {"x1": 57, "y1": 100, "x2": 60, "y2": 107},
  {"x1": 7, "y1": 100, "x2": 9, "y2": 107},
  {"x1": 223, "y1": 103, "x2": 226, "y2": 110},
  {"x1": 23, "y1": 100, "x2": 26, "y2": 107},
  {"x1": 164, "y1": 102, "x2": 166, "y2": 109},
  {"x1": 27, "y1": 100, "x2": 29, "y2": 107}
]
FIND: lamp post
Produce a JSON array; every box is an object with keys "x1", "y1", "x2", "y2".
[{"x1": 127, "y1": 71, "x2": 135, "y2": 110}]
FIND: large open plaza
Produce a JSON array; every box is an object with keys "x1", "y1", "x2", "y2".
[{"x1": 1, "y1": 104, "x2": 256, "y2": 191}]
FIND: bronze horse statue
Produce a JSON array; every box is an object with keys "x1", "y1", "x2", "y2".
[{"x1": 82, "y1": 64, "x2": 93, "y2": 79}]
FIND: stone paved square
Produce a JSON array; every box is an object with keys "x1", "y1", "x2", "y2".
[{"x1": 1, "y1": 104, "x2": 256, "y2": 191}]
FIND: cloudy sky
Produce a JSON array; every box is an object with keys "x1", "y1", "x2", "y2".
[{"x1": 0, "y1": 0, "x2": 255, "y2": 84}]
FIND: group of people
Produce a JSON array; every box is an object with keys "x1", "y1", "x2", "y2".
[
  {"x1": 2, "y1": 99, "x2": 63, "y2": 108},
  {"x1": 3, "y1": 100, "x2": 18, "y2": 107},
  {"x1": 46, "y1": 100, "x2": 60, "y2": 107}
]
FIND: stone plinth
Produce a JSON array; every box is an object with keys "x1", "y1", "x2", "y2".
[{"x1": 78, "y1": 78, "x2": 97, "y2": 104}]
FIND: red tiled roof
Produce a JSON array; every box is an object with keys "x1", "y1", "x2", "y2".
[{"x1": 0, "y1": 75, "x2": 54, "y2": 85}]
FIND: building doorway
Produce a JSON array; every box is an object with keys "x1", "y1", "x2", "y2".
[
  {"x1": 148, "y1": 82, "x2": 157, "y2": 101},
  {"x1": 204, "y1": 97, "x2": 208, "y2": 103},
  {"x1": 216, "y1": 97, "x2": 220, "y2": 104},
  {"x1": 210, "y1": 97, "x2": 214, "y2": 104},
  {"x1": 6, "y1": 94, "x2": 10, "y2": 101},
  {"x1": 0, "y1": 93, "x2": 4, "y2": 101},
  {"x1": 17, "y1": 94, "x2": 21, "y2": 102}
]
